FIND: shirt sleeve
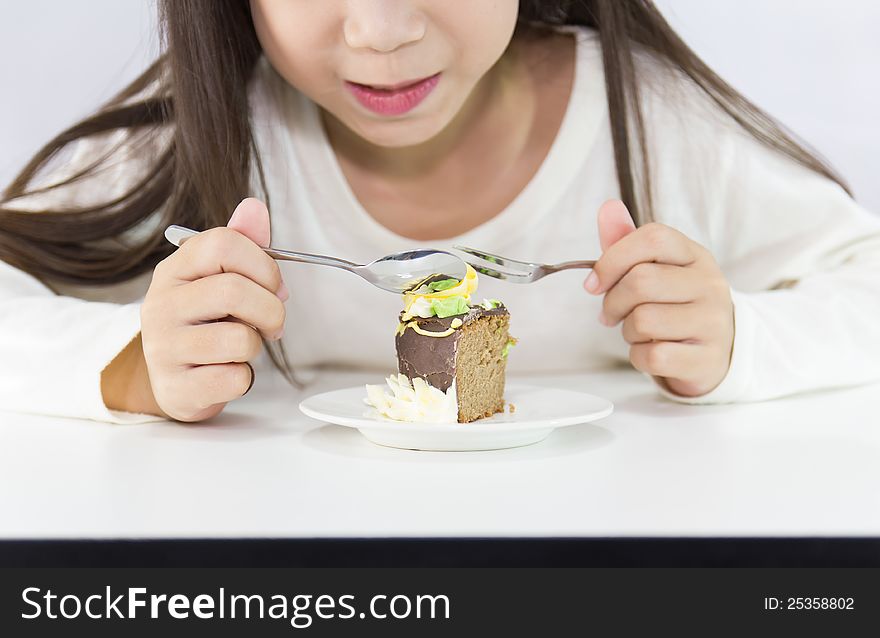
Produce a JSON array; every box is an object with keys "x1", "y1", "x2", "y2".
[
  {"x1": 652, "y1": 100, "x2": 880, "y2": 404},
  {"x1": 0, "y1": 259, "x2": 166, "y2": 423}
]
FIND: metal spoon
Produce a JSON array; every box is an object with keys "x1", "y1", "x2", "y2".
[{"x1": 164, "y1": 224, "x2": 468, "y2": 294}]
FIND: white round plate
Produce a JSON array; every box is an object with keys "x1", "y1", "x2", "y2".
[{"x1": 299, "y1": 383, "x2": 614, "y2": 451}]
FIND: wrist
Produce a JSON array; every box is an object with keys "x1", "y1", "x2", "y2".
[{"x1": 101, "y1": 332, "x2": 168, "y2": 418}]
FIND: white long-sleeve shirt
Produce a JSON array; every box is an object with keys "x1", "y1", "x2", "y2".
[{"x1": 3, "y1": 28, "x2": 880, "y2": 423}]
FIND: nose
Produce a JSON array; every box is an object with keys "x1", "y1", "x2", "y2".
[{"x1": 344, "y1": 0, "x2": 427, "y2": 53}]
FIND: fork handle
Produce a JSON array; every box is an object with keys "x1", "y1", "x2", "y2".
[{"x1": 546, "y1": 260, "x2": 597, "y2": 272}]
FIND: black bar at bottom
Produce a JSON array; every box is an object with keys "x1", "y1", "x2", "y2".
[
  {"x1": 1, "y1": 537, "x2": 879, "y2": 567},
  {"x1": 0, "y1": 566, "x2": 877, "y2": 635}
]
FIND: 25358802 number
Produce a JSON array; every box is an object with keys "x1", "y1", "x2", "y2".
[{"x1": 787, "y1": 597, "x2": 854, "y2": 610}]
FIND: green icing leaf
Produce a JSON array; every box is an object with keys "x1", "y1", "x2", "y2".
[
  {"x1": 481, "y1": 298, "x2": 502, "y2": 310},
  {"x1": 427, "y1": 278, "x2": 460, "y2": 292},
  {"x1": 431, "y1": 296, "x2": 470, "y2": 318}
]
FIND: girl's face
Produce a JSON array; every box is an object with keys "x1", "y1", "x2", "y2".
[{"x1": 250, "y1": 0, "x2": 519, "y2": 148}]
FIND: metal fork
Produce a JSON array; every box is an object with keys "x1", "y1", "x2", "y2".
[{"x1": 452, "y1": 245, "x2": 596, "y2": 283}]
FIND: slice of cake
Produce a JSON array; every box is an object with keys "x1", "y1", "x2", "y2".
[{"x1": 365, "y1": 264, "x2": 516, "y2": 423}]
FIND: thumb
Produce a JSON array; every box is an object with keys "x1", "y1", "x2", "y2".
[
  {"x1": 227, "y1": 197, "x2": 271, "y2": 248},
  {"x1": 597, "y1": 199, "x2": 636, "y2": 251}
]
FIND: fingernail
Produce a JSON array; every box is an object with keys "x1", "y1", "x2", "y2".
[
  {"x1": 585, "y1": 272, "x2": 600, "y2": 294},
  {"x1": 273, "y1": 326, "x2": 285, "y2": 341},
  {"x1": 227, "y1": 203, "x2": 245, "y2": 227},
  {"x1": 242, "y1": 362, "x2": 255, "y2": 396},
  {"x1": 598, "y1": 310, "x2": 609, "y2": 326},
  {"x1": 276, "y1": 281, "x2": 289, "y2": 302}
]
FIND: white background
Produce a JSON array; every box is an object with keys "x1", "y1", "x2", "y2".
[{"x1": 1, "y1": 0, "x2": 878, "y2": 211}]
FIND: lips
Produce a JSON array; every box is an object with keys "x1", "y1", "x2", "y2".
[{"x1": 345, "y1": 73, "x2": 441, "y2": 116}]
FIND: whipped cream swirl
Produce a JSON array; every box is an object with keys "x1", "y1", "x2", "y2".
[{"x1": 364, "y1": 374, "x2": 458, "y2": 423}]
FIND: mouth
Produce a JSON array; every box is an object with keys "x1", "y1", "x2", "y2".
[{"x1": 344, "y1": 73, "x2": 441, "y2": 117}]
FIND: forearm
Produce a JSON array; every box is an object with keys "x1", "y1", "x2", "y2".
[{"x1": 0, "y1": 259, "x2": 168, "y2": 422}]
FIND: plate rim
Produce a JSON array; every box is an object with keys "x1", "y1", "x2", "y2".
[{"x1": 298, "y1": 382, "x2": 614, "y2": 432}]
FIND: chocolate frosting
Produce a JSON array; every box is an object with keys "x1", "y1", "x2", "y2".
[{"x1": 395, "y1": 304, "x2": 509, "y2": 392}]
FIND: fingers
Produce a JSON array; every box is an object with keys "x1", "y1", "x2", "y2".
[
  {"x1": 175, "y1": 321, "x2": 264, "y2": 365},
  {"x1": 586, "y1": 206, "x2": 734, "y2": 397},
  {"x1": 597, "y1": 199, "x2": 637, "y2": 251},
  {"x1": 629, "y1": 339, "x2": 731, "y2": 397},
  {"x1": 629, "y1": 341, "x2": 705, "y2": 379},
  {"x1": 145, "y1": 359, "x2": 255, "y2": 422},
  {"x1": 169, "y1": 272, "x2": 286, "y2": 340},
  {"x1": 227, "y1": 197, "x2": 271, "y2": 248},
  {"x1": 180, "y1": 362, "x2": 255, "y2": 415},
  {"x1": 602, "y1": 263, "x2": 703, "y2": 325},
  {"x1": 620, "y1": 303, "x2": 701, "y2": 344},
  {"x1": 140, "y1": 198, "x2": 285, "y2": 423},
  {"x1": 586, "y1": 222, "x2": 701, "y2": 295},
  {"x1": 157, "y1": 225, "x2": 285, "y2": 298}
]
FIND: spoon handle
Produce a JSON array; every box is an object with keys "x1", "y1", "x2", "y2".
[{"x1": 164, "y1": 225, "x2": 359, "y2": 270}]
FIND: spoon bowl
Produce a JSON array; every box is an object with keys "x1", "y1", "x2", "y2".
[
  {"x1": 164, "y1": 224, "x2": 468, "y2": 294},
  {"x1": 361, "y1": 249, "x2": 468, "y2": 293}
]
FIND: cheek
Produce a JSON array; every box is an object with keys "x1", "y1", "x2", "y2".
[
  {"x1": 441, "y1": 0, "x2": 519, "y2": 76},
  {"x1": 251, "y1": 1, "x2": 339, "y2": 93}
]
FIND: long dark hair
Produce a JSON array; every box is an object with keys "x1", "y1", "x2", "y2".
[{"x1": 0, "y1": 0, "x2": 849, "y2": 384}]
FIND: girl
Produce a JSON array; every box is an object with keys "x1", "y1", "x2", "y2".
[{"x1": 1, "y1": 1, "x2": 878, "y2": 423}]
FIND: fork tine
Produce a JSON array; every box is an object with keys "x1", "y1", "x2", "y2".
[
  {"x1": 461, "y1": 260, "x2": 533, "y2": 283},
  {"x1": 464, "y1": 253, "x2": 534, "y2": 275},
  {"x1": 452, "y1": 245, "x2": 538, "y2": 273}
]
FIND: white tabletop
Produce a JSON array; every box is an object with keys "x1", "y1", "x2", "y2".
[{"x1": 1, "y1": 369, "x2": 879, "y2": 539}]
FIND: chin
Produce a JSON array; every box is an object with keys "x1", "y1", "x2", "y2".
[{"x1": 342, "y1": 109, "x2": 456, "y2": 149}]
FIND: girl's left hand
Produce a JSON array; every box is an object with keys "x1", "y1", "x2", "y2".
[{"x1": 584, "y1": 200, "x2": 735, "y2": 397}]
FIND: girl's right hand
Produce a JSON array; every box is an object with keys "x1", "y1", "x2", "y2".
[{"x1": 140, "y1": 198, "x2": 288, "y2": 422}]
